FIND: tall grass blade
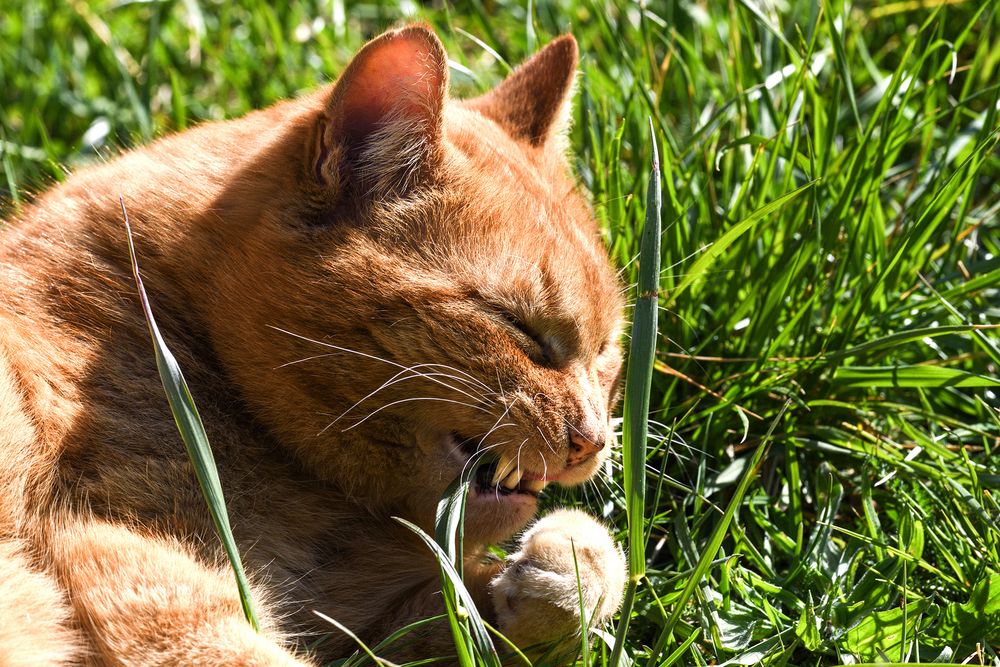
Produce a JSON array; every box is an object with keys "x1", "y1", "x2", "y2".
[
  {"x1": 610, "y1": 119, "x2": 662, "y2": 667},
  {"x1": 435, "y1": 473, "x2": 470, "y2": 576},
  {"x1": 121, "y1": 199, "x2": 260, "y2": 630},
  {"x1": 433, "y1": 474, "x2": 475, "y2": 666}
]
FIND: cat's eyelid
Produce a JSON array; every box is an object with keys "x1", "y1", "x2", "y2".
[
  {"x1": 539, "y1": 332, "x2": 568, "y2": 363},
  {"x1": 502, "y1": 311, "x2": 543, "y2": 346},
  {"x1": 492, "y1": 308, "x2": 560, "y2": 367}
]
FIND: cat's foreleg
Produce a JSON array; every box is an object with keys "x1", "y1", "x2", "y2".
[{"x1": 45, "y1": 519, "x2": 313, "y2": 667}]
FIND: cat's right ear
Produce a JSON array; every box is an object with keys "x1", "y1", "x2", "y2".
[{"x1": 312, "y1": 26, "x2": 448, "y2": 198}]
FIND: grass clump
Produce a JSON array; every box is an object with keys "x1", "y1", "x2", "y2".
[{"x1": 3, "y1": 1, "x2": 999, "y2": 665}]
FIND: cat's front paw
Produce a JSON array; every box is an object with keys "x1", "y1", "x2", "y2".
[{"x1": 489, "y1": 509, "x2": 626, "y2": 650}]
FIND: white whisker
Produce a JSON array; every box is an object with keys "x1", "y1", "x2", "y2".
[
  {"x1": 269, "y1": 326, "x2": 494, "y2": 392},
  {"x1": 535, "y1": 424, "x2": 557, "y2": 456},
  {"x1": 537, "y1": 450, "x2": 548, "y2": 483},
  {"x1": 329, "y1": 367, "x2": 492, "y2": 428},
  {"x1": 330, "y1": 397, "x2": 492, "y2": 434}
]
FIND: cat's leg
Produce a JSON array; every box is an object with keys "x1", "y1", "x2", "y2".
[
  {"x1": 489, "y1": 509, "x2": 626, "y2": 655},
  {"x1": 0, "y1": 539, "x2": 82, "y2": 666},
  {"x1": 45, "y1": 519, "x2": 313, "y2": 667}
]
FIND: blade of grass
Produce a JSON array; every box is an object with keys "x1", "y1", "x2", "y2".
[
  {"x1": 314, "y1": 610, "x2": 392, "y2": 667},
  {"x1": 832, "y1": 365, "x2": 1000, "y2": 388},
  {"x1": 664, "y1": 180, "x2": 817, "y2": 307},
  {"x1": 571, "y1": 541, "x2": 592, "y2": 666},
  {"x1": 610, "y1": 118, "x2": 662, "y2": 667},
  {"x1": 342, "y1": 615, "x2": 450, "y2": 667},
  {"x1": 657, "y1": 627, "x2": 701, "y2": 667},
  {"x1": 122, "y1": 198, "x2": 259, "y2": 631},
  {"x1": 824, "y1": 324, "x2": 1000, "y2": 361},
  {"x1": 432, "y1": 474, "x2": 475, "y2": 665},
  {"x1": 435, "y1": 473, "x2": 470, "y2": 577},
  {"x1": 396, "y1": 517, "x2": 500, "y2": 667}
]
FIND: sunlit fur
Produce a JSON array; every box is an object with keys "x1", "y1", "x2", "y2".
[{"x1": 0, "y1": 26, "x2": 625, "y2": 664}]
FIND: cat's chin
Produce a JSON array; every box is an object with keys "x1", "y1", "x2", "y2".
[
  {"x1": 442, "y1": 430, "x2": 609, "y2": 543},
  {"x1": 464, "y1": 486, "x2": 540, "y2": 543},
  {"x1": 442, "y1": 432, "x2": 543, "y2": 542}
]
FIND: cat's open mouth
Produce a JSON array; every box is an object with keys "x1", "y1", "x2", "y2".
[{"x1": 452, "y1": 432, "x2": 547, "y2": 499}]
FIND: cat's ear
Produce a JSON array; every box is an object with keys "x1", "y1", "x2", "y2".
[
  {"x1": 314, "y1": 25, "x2": 448, "y2": 196},
  {"x1": 468, "y1": 35, "x2": 578, "y2": 146}
]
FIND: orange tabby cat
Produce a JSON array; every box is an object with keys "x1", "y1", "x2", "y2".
[{"x1": 0, "y1": 26, "x2": 625, "y2": 665}]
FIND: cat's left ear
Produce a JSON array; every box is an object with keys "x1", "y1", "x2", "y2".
[
  {"x1": 467, "y1": 35, "x2": 578, "y2": 147},
  {"x1": 314, "y1": 25, "x2": 448, "y2": 197}
]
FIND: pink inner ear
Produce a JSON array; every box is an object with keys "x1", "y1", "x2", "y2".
[{"x1": 340, "y1": 33, "x2": 445, "y2": 144}]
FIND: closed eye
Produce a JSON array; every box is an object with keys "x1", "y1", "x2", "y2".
[{"x1": 497, "y1": 310, "x2": 556, "y2": 367}]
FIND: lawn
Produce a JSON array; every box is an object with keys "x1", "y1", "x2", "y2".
[{"x1": 2, "y1": 1, "x2": 999, "y2": 665}]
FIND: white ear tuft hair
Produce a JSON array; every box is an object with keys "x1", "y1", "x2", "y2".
[{"x1": 466, "y1": 35, "x2": 579, "y2": 147}]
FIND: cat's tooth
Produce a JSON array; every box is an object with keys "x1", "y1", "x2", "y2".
[
  {"x1": 523, "y1": 479, "x2": 546, "y2": 494},
  {"x1": 492, "y1": 455, "x2": 515, "y2": 486},
  {"x1": 501, "y1": 468, "x2": 522, "y2": 490}
]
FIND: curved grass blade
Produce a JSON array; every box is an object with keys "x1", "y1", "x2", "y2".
[
  {"x1": 825, "y1": 324, "x2": 1000, "y2": 361},
  {"x1": 435, "y1": 472, "x2": 471, "y2": 576},
  {"x1": 657, "y1": 627, "x2": 701, "y2": 667},
  {"x1": 433, "y1": 474, "x2": 475, "y2": 667},
  {"x1": 314, "y1": 610, "x2": 394, "y2": 667},
  {"x1": 481, "y1": 619, "x2": 532, "y2": 667},
  {"x1": 396, "y1": 516, "x2": 500, "y2": 667},
  {"x1": 363, "y1": 614, "x2": 449, "y2": 667},
  {"x1": 665, "y1": 179, "x2": 817, "y2": 306},
  {"x1": 122, "y1": 198, "x2": 259, "y2": 631}
]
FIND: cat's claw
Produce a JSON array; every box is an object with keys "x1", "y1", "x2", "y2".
[{"x1": 490, "y1": 509, "x2": 626, "y2": 652}]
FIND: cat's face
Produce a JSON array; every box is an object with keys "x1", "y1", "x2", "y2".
[
  {"x1": 210, "y1": 27, "x2": 622, "y2": 544},
  {"x1": 355, "y1": 109, "x2": 624, "y2": 543}
]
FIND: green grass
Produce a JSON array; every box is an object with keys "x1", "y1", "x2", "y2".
[
  {"x1": 3, "y1": 1, "x2": 1000, "y2": 665},
  {"x1": 124, "y1": 201, "x2": 261, "y2": 631}
]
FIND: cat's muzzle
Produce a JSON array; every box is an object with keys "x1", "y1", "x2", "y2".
[{"x1": 452, "y1": 432, "x2": 547, "y2": 499}]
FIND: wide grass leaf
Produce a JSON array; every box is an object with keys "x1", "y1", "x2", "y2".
[
  {"x1": 925, "y1": 571, "x2": 1000, "y2": 653},
  {"x1": 832, "y1": 365, "x2": 1000, "y2": 388},
  {"x1": 842, "y1": 599, "x2": 930, "y2": 663}
]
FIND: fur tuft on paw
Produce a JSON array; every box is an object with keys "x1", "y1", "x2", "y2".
[{"x1": 490, "y1": 509, "x2": 626, "y2": 649}]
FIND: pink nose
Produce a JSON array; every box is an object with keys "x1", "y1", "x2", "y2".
[{"x1": 567, "y1": 429, "x2": 605, "y2": 465}]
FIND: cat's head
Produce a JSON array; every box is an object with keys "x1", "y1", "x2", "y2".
[{"x1": 208, "y1": 26, "x2": 623, "y2": 543}]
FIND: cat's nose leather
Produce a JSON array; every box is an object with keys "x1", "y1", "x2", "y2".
[{"x1": 568, "y1": 429, "x2": 605, "y2": 465}]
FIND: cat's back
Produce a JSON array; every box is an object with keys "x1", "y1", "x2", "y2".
[
  {"x1": 0, "y1": 249, "x2": 93, "y2": 535},
  {"x1": 0, "y1": 95, "x2": 311, "y2": 531},
  {"x1": 0, "y1": 336, "x2": 46, "y2": 534}
]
